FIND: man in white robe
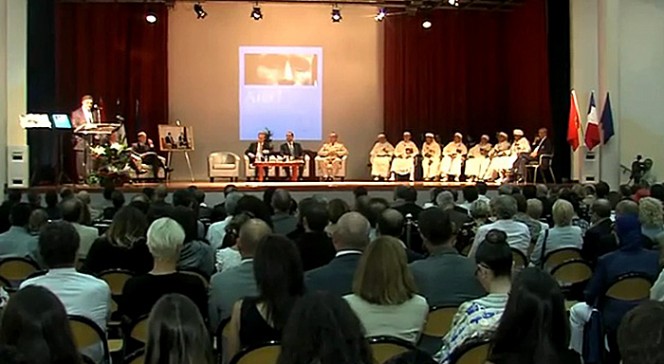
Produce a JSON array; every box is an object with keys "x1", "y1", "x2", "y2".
[
  {"x1": 421, "y1": 133, "x2": 441, "y2": 181},
  {"x1": 390, "y1": 131, "x2": 419, "y2": 181},
  {"x1": 483, "y1": 132, "x2": 512, "y2": 181},
  {"x1": 440, "y1": 132, "x2": 467, "y2": 181},
  {"x1": 369, "y1": 133, "x2": 394, "y2": 181},
  {"x1": 465, "y1": 134, "x2": 492, "y2": 181}
]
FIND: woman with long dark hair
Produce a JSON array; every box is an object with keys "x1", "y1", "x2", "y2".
[
  {"x1": 487, "y1": 267, "x2": 580, "y2": 364},
  {"x1": 0, "y1": 286, "x2": 82, "y2": 364},
  {"x1": 277, "y1": 292, "x2": 373, "y2": 364},
  {"x1": 227, "y1": 234, "x2": 304, "y2": 359},
  {"x1": 145, "y1": 294, "x2": 213, "y2": 364}
]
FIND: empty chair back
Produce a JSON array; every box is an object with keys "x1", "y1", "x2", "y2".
[
  {"x1": 68, "y1": 315, "x2": 110, "y2": 362},
  {"x1": 543, "y1": 248, "x2": 582, "y2": 271},
  {"x1": 550, "y1": 259, "x2": 592, "y2": 286},
  {"x1": 369, "y1": 336, "x2": 415, "y2": 364},
  {"x1": 229, "y1": 341, "x2": 281, "y2": 364},
  {"x1": 129, "y1": 315, "x2": 150, "y2": 344},
  {"x1": 449, "y1": 339, "x2": 491, "y2": 364},
  {"x1": 605, "y1": 272, "x2": 653, "y2": 301},
  {"x1": 422, "y1": 306, "x2": 458, "y2": 338},
  {"x1": 0, "y1": 257, "x2": 40, "y2": 285}
]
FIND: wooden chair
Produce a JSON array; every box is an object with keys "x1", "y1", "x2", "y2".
[
  {"x1": 0, "y1": 257, "x2": 41, "y2": 287},
  {"x1": 179, "y1": 269, "x2": 210, "y2": 289},
  {"x1": 229, "y1": 341, "x2": 281, "y2": 364},
  {"x1": 605, "y1": 272, "x2": 653, "y2": 301},
  {"x1": 422, "y1": 306, "x2": 458, "y2": 338},
  {"x1": 550, "y1": 259, "x2": 593, "y2": 286},
  {"x1": 68, "y1": 315, "x2": 110, "y2": 363},
  {"x1": 128, "y1": 315, "x2": 150, "y2": 345},
  {"x1": 543, "y1": 247, "x2": 582, "y2": 271},
  {"x1": 98, "y1": 269, "x2": 134, "y2": 319},
  {"x1": 215, "y1": 318, "x2": 232, "y2": 363},
  {"x1": 368, "y1": 336, "x2": 415, "y2": 364},
  {"x1": 511, "y1": 248, "x2": 528, "y2": 270},
  {"x1": 449, "y1": 339, "x2": 491, "y2": 364},
  {"x1": 125, "y1": 348, "x2": 145, "y2": 364}
]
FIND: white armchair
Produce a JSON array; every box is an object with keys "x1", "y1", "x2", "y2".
[
  {"x1": 244, "y1": 155, "x2": 277, "y2": 181},
  {"x1": 315, "y1": 155, "x2": 348, "y2": 180},
  {"x1": 208, "y1": 152, "x2": 240, "y2": 182}
]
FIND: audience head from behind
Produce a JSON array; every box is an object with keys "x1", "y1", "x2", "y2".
[
  {"x1": 513, "y1": 194, "x2": 528, "y2": 215},
  {"x1": 353, "y1": 186, "x2": 368, "y2": 200},
  {"x1": 39, "y1": 221, "x2": 79, "y2": 269},
  {"x1": 106, "y1": 206, "x2": 148, "y2": 248},
  {"x1": 615, "y1": 212, "x2": 644, "y2": 250},
  {"x1": 142, "y1": 187, "x2": 155, "y2": 202},
  {"x1": 618, "y1": 300, "x2": 664, "y2": 364},
  {"x1": 615, "y1": 199, "x2": 639, "y2": 218},
  {"x1": 224, "y1": 192, "x2": 244, "y2": 217},
  {"x1": 650, "y1": 183, "x2": 664, "y2": 203},
  {"x1": 303, "y1": 201, "x2": 329, "y2": 233},
  {"x1": 172, "y1": 188, "x2": 196, "y2": 209},
  {"x1": 331, "y1": 212, "x2": 370, "y2": 252},
  {"x1": 595, "y1": 181, "x2": 610, "y2": 199},
  {"x1": 435, "y1": 191, "x2": 455, "y2": 211},
  {"x1": 394, "y1": 185, "x2": 417, "y2": 202},
  {"x1": 352, "y1": 236, "x2": 416, "y2": 305},
  {"x1": 377, "y1": 208, "x2": 405, "y2": 238},
  {"x1": 154, "y1": 184, "x2": 168, "y2": 202},
  {"x1": 522, "y1": 185, "x2": 537, "y2": 200},
  {"x1": 551, "y1": 199, "x2": 574, "y2": 227},
  {"x1": 526, "y1": 199, "x2": 544, "y2": 221},
  {"x1": 488, "y1": 268, "x2": 570, "y2": 364},
  {"x1": 223, "y1": 184, "x2": 238, "y2": 197},
  {"x1": 253, "y1": 234, "x2": 305, "y2": 331},
  {"x1": 59, "y1": 187, "x2": 74, "y2": 201},
  {"x1": 146, "y1": 293, "x2": 213, "y2": 364},
  {"x1": 129, "y1": 193, "x2": 151, "y2": 215},
  {"x1": 60, "y1": 197, "x2": 84, "y2": 224},
  {"x1": 110, "y1": 190, "x2": 125, "y2": 209},
  {"x1": 147, "y1": 217, "x2": 186, "y2": 266},
  {"x1": 462, "y1": 185, "x2": 479, "y2": 203},
  {"x1": 26, "y1": 189, "x2": 41, "y2": 209},
  {"x1": 5, "y1": 190, "x2": 21, "y2": 204},
  {"x1": 490, "y1": 195, "x2": 518, "y2": 220},
  {"x1": 418, "y1": 208, "x2": 455, "y2": 252},
  {"x1": 221, "y1": 213, "x2": 253, "y2": 249},
  {"x1": 277, "y1": 292, "x2": 373, "y2": 364},
  {"x1": 44, "y1": 190, "x2": 58, "y2": 208},
  {"x1": 638, "y1": 197, "x2": 663, "y2": 229},
  {"x1": 430, "y1": 187, "x2": 445, "y2": 204},
  {"x1": 475, "y1": 229, "x2": 513, "y2": 291},
  {"x1": 76, "y1": 191, "x2": 91, "y2": 206},
  {"x1": 476, "y1": 182, "x2": 488, "y2": 197},
  {"x1": 9, "y1": 203, "x2": 32, "y2": 229},
  {"x1": 102, "y1": 183, "x2": 115, "y2": 202},
  {"x1": 237, "y1": 218, "x2": 271, "y2": 259},
  {"x1": 497, "y1": 184, "x2": 513, "y2": 196},
  {"x1": 169, "y1": 206, "x2": 199, "y2": 244},
  {"x1": 193, "y1": 188, "x2": 206, "y2": 206},
  {"x1": 28, "y1": 209, "x2": 49, "y2": 234},
  {"x1": 327, "y1": 198, "x2": 350, "y2": 225},
  {"x1": 236, "y1": 195, "x2": 273, "y2": 227},
  {"x1": 0, "y1": 286, "x2": 81, "y2": 364},
  {"x1": 470, "y1": 199, "x2": 491, "y2": 221},
  {"x1": 271, "y1": 189, "x2": 292, "y2": 215},
  {"x1": 589, "y1": 199, "x2": 611, "y2": 224}
]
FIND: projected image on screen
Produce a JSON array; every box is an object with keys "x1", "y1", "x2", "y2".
[{"x1": 240, "y1": 46, "x2": 323, "y2": 141}]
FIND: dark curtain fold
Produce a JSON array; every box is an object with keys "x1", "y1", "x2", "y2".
[
  {"x1": 55, "y1": 2, "x2": 168, "y2": 149},
  {"x1": 384, "y1": 0, "x2": 552, "y2": 145}
]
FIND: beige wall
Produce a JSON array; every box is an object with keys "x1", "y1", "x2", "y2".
[{"x1": 168, "y1": 2, "x2": 383, "y2": 180}]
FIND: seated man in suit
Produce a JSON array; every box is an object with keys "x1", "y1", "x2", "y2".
[
  {"x1": 305, "y1": 212, "x2": 370, "y2": 296},
  {"x1": 279, "y1": 131, "x2": 304, "y2": 178},
  {"x1": 581, "y1": 199, "x2": 614, "y2": 266},
  {"x1": 245, "y1": 131, "x2": 273, "y2": 177},
  {"x1": 130, "y1": 131, "x2": 168, "y2": 178},
  {"x1": 513, "y1": 127, "x2": 551, "y2": 182}
]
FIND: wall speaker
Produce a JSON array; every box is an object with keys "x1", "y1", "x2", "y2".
[{"x1": 7, "y1": 145, "x2": 29, "y2": 188}]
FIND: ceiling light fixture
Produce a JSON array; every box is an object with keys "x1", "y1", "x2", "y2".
[
  {"x1": 448, "y1": 0, "x2": 459, "y2": 6},
  {"x1": 194, "y1": 3, "x2": 208, "y2": 19},
  {"x1": 251, "y1": 4, "x2": 263, "y2": 20},
  {"x1": 422, "y1": 19, "x2": 432, "y2": 29},
  {"x1": 374, "y1": 8, "x2": 386, "y2": 22},
  {"x1": 331, "y1": 6, "x2": 342, "y2": 23},
  {"x1": 145, "y1": 11, "x2": 157, "y2": 23}
]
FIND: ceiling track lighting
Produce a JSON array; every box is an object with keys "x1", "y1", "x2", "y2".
[
  {"x1": 374, "y1": 8, "x2": 386, "y2": 22},
  {"x1": 331, "y1": 6, "x2": 342, "y2": 23},
  {"x1": 194, "y1": 3, "x2": 208, "y2": 19},
  {"x1": 251, "y1": 3, "x2": 263, "y2": 21}
]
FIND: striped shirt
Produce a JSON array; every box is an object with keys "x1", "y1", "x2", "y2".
[{"x1": 435, "y1": 293, "x2": 509, "y2": 364}]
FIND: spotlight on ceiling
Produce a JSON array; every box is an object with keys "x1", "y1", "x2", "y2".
[
  {"x1": 194, "y1": 3, "x2": 208, "y2": 19},
  {"x1": 251, "y1": 5, "x2": 263, "y2": 21},
  {"x1": 374, "y1": 8, "x2": 386, "y2": 22},
  {"x1": 422, "y1": 19, "x2": 432, "y2": 29},
  {"x1": 145, "y1": 11, "x2": 157, "y2": 24},
  {"x1": 331, "y1": 7, "x2": 342, "y2": 22}
]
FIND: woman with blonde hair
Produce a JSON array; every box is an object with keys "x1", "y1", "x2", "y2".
[
  {"x1": 343, "y1": 236, "x2": 428, "y2": 344},
  {"x1": 529, "y1": 199, "x2": 583, "y2": 267},
  {"x1": 639, "y1": 197, "x2": 664, "y2": 247}
]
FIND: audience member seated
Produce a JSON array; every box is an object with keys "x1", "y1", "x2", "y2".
[
  {"x1": 0, "y1": 190, "x2": 21, "y2": 233},
  {"x1": 344, "y1": 236, "x2": 428, "y2": 344},
  {"x1": 468, "y1": 195, "x2": 530, "y2": 258},
  {"x1": 529, "y1": 199, "x2": 583, "y2": 267},
  {"x1": 0, "y1": 286, "x2": 82, "y2": 364},
  {"x1": 569, "y1": 211, "x2": 660, "y2": 360},
  {"x1": 410, "y1": 208, "x2": 485, "y2": 308},
  {"x1": 638, "y1": 197, "x2": 664, "y2": 247},
  {"x1": 169, "y1": 206, "x2": 214, "y2": 278},
  {"x1": 121, "y1": 217, "x2": 208, "y2": 322},
  {"x1": 468, "y1": 199, "x2": 491, "y2": 231},
  {"x1": 102, "y1": 190, "x2": 125, "y2": 220},
  {"x1": 295, "y1": 201, "x2": 335, "y2": 271},
  {"x1": 25, "y1": 189, "x2": 41, "y2": 212},
  {"x1": 513, "y1": 194, "x2": 542, "y2": 245},
  {"x1": 28, "y1": 209, "x2": 48, "y2": 236},
  {"x1": 61, "y1": 198, "x2": 99, "y2": 260},
  {"x1": 214, "y1": 213, "x2": 251, "y2": 273},
  {"x1": 377, "y1": 209, "x2": 424, "y2": 263},
  {"x1": 43, "y1": 190, "x2": 61, "y2": 221},
  {"x1": 617, "y1": 301, "x2": 664, "y2": 364},
  {"x1": 487, "y1": 268, "x2": 580, "y2": 364},
  {"x1": 171, "y1": 189, "x2": 206, "y2": 239},
  {"x1": 82, "y1": 206, "x2": 153, "y2": 275},
  {"x1": 435, "y1": 230, "x2": 512, "y2": 364},
  {"x1": 0, "y1": 203, "x2": 40, "y2": 265},
  {"x1": 206, "y1": 192, "x2": 243, "y2": 250},
  {"x1": 277, "y1": 292, "x2": 374, "y2": 364},
  {"x1": 582, "y1": 198, "x2": 614, "y2": 266},
  {"x1": 459, "y1": 185, "x2": 479, "y2": 212},
  {"x1": 526, "y1": 198, "x2": 549, "y2": 232},
  {"x1": 392, "y1": 186, "x2": 423, "y2": 221},
  {"x1": 127, "y1": 194, "x2": 151, "y2": 216},
  {"x1": 306, "y1": 212, "x2": 370, "y2": 296},
  {"x1": 325, "y1": 198, "x2": 350, "y2": 236},
  {"x1": 146, "y1": 184, "x2": 173, "y2": 222},
  {"x1": 20, "y1": 221, "x2": 110, "y2": 363},
  {"x1": 209, "y1": 219, "x2": 271, "y2": 330},
  {"x1": 146, "y1": 294, "x2": 213, "y2": 364},
  {"x1": 193, "y1": 188, "x2": 212, "y2": 220},
  {"x1": 77, "y1": 190, "x2": 100, "y2": 222},
  {"x1": 235, "y1": 195, "x2": 274, "y2": 228},
  {"x1": 271, "y1": 189, "x2": 298, "y2": 235},
  {"x1": 227, "y1": 234, "x2": 305, "y2": 360},
  {"x1": 436, "y1": 191, "x2": 472, "y2": 231}
]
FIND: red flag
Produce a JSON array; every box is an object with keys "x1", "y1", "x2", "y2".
[
  {"x1": 584, "y1": 92, "x2": 601, "y2": 150},
  {"x1": 567, "y1": 90, "x2": 581, "y2": 151}
]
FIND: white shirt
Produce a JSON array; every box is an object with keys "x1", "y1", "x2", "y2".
[
  {"x1": 335, "y1": 250, "x2": 363, "y2": 258},
  {"x1": 83, "y1": 109, "x2": 93, "y2": 123},
  {"x1": 206, "y1": 216, "x2": 232, "y2": 250},
  {"x1": 529, "y1": 225, "x2": 583, "y2": 267},
  {"x1": 469, "y1": 219, "x2": 531, "y2": 257},
  {"x1": 215, "y1": 247, "x2": 242, "y2": 273},
  {"x1": 73, "y1": 223, "x2": 99, "y2": 259}
]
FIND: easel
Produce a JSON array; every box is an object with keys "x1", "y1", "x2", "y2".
[{"x1": 166, "y1": 150, "x2": 194, "y2": 182}]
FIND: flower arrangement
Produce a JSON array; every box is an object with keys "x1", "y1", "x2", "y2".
[{"x1": 86, "y1": 142, "x2": 132, "y2": 186}]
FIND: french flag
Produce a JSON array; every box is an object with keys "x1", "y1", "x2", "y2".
[{"x1": 584, "y1": 92, "x2": 601, "y2": 151}]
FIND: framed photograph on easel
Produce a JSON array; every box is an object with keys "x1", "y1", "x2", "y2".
[{"x1": 158, "y1": 125, "x2": 195, "y2": 152}]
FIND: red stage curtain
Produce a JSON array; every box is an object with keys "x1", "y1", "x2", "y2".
[
  {"x1": 383, "y1": 0, "x2": 551, "y2": 143},
  {"x1": 55, "y1": 3, "x2": 168, "y2": 144}
]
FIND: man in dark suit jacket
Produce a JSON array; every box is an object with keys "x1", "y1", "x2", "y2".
[
  {"x1": 71, "y1": 95, "x2": 95, "y2": 181},
  {"x1": 295, "y1": 202, "x2": 336, "y2": 271},
  {"x1": 582, "y1": 199, "x2": 615, "y2": 266},
  {"x1": 244, "y1": 131, "x2": 273, "y2": 162},
  {"x1": 279, "y1": 131, "x2": 304, "y2": 178},
  {"x1": 514, "y1": 127, "x2": 554, "y2": 182},
  {"x1": 305, "y1": 212, "x2": 370, "y2": 296},
  {"x1": 377, "y1": 208, "x2": 423, "y2": 263}
]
